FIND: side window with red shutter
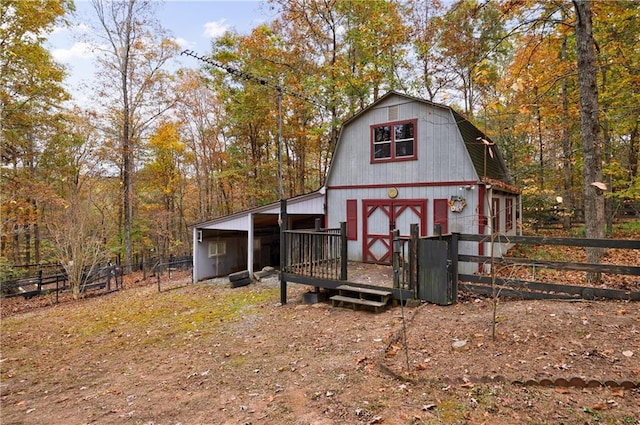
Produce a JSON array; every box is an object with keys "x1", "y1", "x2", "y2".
[{"x1": 346, "y1": 199, "x2": 357, "y2": 240}]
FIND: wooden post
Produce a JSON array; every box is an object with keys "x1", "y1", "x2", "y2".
[
  {"x1": 410, "y1": 223, "x2": 419, "y2": 295},
  {"x1": 392, "y1": 229, "x2": 400, "y2": 289},
  {"x1": 37, "y1": 269, "x2": 42, "y2": 296},
  {"x1": 142, "y1": 251, "x2": 146, "y2": 280},
  {"x1": 340, "y1": 222, "x2": 347, "y2": 281},
  {"x1": 280, "y1": 199, "x2": 288, "y2": 305},
  {"x1": 314, "y1": 218, "x2": 321, "y2": 290},
  {"x1": 449, "y1": 233, "x2": 459, "y2": 304}
]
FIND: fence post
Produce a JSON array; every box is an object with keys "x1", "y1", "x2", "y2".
[
  {"x1": 116, "y1": 264, "x2": 122, "y2": 290},
  {"x1": 392, "y1": 229, "x2": 400, "y2": 289},
  {"x1": 116, "y1": 255, "x2": 122, "y2": 289},
  {"x1": 410, "y1": 223, "x2": 419, "y2": 294},
  {"x1": 280, "y1": 199, "x2": 288, "y2": 305},
  {"x1": 313, "y1": 218, "x2": 321, "y2": 289},
  {"x1": 37, "y1": 269, "x2": 43, "y2": 296},
  {"x1": 142, "y1": 251, "x2": 146, "y2": 280},
  {"x1": 449, "y1": 233, "x2": 459, "y2": 303},
  {"x1": 340, "y1": 222, "x2": 347, "y2": 281}
]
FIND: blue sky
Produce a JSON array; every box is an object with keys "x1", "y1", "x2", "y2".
[{"x1": 46, "y1": 0, "x2": 275, "y2": 104}]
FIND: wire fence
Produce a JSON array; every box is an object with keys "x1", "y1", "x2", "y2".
[{"x1": 1, "y1": 256, "x2": 193, "y2": 301}]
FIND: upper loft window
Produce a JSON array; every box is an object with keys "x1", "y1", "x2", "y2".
[{"x1": 371, "y1": 119, "x2": 417, "y2": 162}]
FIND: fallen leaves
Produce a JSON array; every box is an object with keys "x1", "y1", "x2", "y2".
[
  {"x1": 586, "y1": 402, "x2": 608, "y2": 412},
  {"x1": 3, "y1": 275, "x2": 639, "y2": 425}
]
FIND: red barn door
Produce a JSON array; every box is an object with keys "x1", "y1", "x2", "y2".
[{"x1": 363, "y1": 199, "x2": 427, "y2": 264}]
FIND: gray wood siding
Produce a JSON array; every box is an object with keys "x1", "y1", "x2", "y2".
[
  {"x1": 194, "y1": 235, "x2": 246, "y2": 280},
  {"x1": 327, "y1": 185, "x2": 480, "y2": 262},
  {"x1": 327, "y1": 95, "x2": 479, "y2": 188},
  {"x1": 325, "y1": 94, "x2": 485, "y2": 268}
]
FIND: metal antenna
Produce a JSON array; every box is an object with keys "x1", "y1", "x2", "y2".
[
  {"x1": 181, "y1": 49, "x2": 325, "y2": 201},
  {"x1": 180, "y1": 50, "x2": 324, "y2": 109}
]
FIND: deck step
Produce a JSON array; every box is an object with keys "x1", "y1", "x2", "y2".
[
  {"x1": 336, "y1": 285, "x2": 392, "y2": 297},
  {"x1": 330, "y1": 295, "x2": 388, "y2": 311},
  {"x1": 331, "y1": 284, "x2": 392, "y2": 313}
]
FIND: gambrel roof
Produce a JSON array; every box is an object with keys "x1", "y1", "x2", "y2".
[
  {"x1": 449, "y1": 108, "x2": 512, "y2": 186},
  {"x1": 332, "y1": 90, "x2": 515, "y2": 189}
]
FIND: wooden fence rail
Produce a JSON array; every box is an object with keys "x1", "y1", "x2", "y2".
[
  {"x1": 0, "y1": 265, "x2": 122, "y2": 302},
  {"x1": 454, "y1": 233, "x2": 640, "y2": 301}
]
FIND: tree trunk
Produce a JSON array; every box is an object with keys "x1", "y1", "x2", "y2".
[
  {"x1": 574, "y1": 0, "x2": 605, "y2": 282},
  {"x1": 629, "y1": 120, "x2": 639, "y2": 179},
  {"x1": 24, "y1": 224, "x2": 31, "y2": 265},
  {"x1": 561, "y1": 32, "x2": 573, "y2": 229},
  {"x1": 121, "y1": 1, "x2": 134, "y2": 273},
  {"x1": 535, "y1": 86, "x2": 544, "y2": 191},
  {"x1": 34, "y1": 222, "x2": 40, "y2": 265}
]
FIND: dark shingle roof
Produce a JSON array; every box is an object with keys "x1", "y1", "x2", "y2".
[{"x1": 450, "y1": 108, "x2": 511, "y2": 184}]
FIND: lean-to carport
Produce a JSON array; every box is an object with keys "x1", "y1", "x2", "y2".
[{"x1": 190, "y1": 191, "x2": 325, "y2": 282}]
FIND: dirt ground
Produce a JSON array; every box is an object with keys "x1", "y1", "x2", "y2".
[{"x1": 1, "y1": 271, "x2": 638, "y2": 425}]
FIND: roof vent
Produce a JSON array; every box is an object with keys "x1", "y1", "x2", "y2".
[{"x1": 388, "y1": 105, "x2": 398, "y2": 121}]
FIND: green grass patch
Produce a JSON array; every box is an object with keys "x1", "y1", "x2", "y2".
[
  {"x1": 613, "y1": 220, "x2": 640, "y2": 238},
  {"x1": 1, "y1": 284, "x2": 279, "y2": 361}
]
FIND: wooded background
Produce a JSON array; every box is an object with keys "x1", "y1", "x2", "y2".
[{"x1": 1, "y1": 0, "x2": 638, "y2": 278}]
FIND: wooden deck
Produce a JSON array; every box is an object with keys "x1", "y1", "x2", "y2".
[
  {"x1": 345, "y1": 262, "x2": 395, "y2": 288},
  {"x1": 281, "y1": 261, "x2": 414, "y2": 304}
]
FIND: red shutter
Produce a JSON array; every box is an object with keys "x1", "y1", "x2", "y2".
[
  {"x1": 346, "y1": 199, "x2": 357, "y2": 240},
  {"x1": 492, "y1": 198, "x2": 500, "y2": 232},
  {"x1": 433, "y1": 199, "x2": 449, "y2": 235}
]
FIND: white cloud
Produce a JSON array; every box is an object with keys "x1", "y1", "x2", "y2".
[
  {"x1": 52, "y1": 42, "x2": 94, "y2": 61},
  {"x1": 74, "y1": 23, "x2": 91, "y2": 34},
  {"x1": 49, "y1": 24, "x2": 68, "y2": 36},
  {"x1": 50, "y1": 22, "x2": 90, "y2": 36},
  {"x1": 173, "y1": 37, "x2": 193, "y2": 50},
  {"x1": 203, "y1": 19, "x2": 230, "y2": 39}
]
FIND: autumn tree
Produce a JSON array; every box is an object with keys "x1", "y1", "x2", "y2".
[
  {"x1": 90, "y1": 0, "x2": 179, "y2": 269},
  {"x1": 592, "y1": 1, "x2": 640, "y2": 233},
  {"x1": 205, "y1": 28, "x2": 282, "y2": 207},
  {"x1": 274, "y1": 0, "x2": 344, "y2": 165},
  {"x1": 45, "y1": 110, "x2": 113, "y2": 299},
  {"x1": 203, "y1": 20, "x2": 338, "y2": 206},
  {"x1": 406, "y1": 0, "x2": 452, "y2": 102},
  {"x1": 174, "y1": 69, "x2": 230, "y2": 221},
  {"x1": 334, "y1": 1, "x2": 411, "y2": 104},
  {"x1": 437, "y1": 0, "x2": 509, "y2": 116},
  {"x1": 0, "y1": 0, "x2": 72, "y2": 265},
  {"x1": 137, "y1": 120, "x2": 187, "y2": 258},
  {"x1": 574, "y1": 0, "x2": 604, "y2": 275},
  {"x1": 491, "y1": 2, "x2": 579, "y2": 225}
]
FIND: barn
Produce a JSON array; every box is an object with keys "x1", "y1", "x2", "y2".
[{"x1": 191, "y1": 91, "x2": 520, "y2": 282}]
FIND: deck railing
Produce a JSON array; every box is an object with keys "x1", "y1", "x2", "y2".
[{"x1": 283, "y1": 226, "x2": 345, "y2": 280}]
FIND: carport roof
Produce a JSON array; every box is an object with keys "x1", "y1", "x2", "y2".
[{"x1": 190, "y1": 190, "x2": 325, "y2": 231}]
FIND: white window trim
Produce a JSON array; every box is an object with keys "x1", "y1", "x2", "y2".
[{"x1": 208, "y1": 241, "x2": 226, "y2": 258}]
